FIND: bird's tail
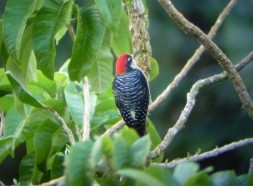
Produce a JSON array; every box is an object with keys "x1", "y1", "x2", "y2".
[{"x1": 135, "y1": 121, "x2": 147, "y2": 137}]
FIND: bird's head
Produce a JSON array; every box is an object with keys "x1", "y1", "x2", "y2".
[{"x1": 115, "y1": 53, "x2": 139, "y2": 75}]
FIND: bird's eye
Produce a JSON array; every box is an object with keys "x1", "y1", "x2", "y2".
[{"x1": 127, "y1": 56, "x2": 132, "y2": 63}]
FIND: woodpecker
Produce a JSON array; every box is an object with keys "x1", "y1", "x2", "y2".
[{"x1": 113, "y1": 53, "x2": 151, "y2": 136}]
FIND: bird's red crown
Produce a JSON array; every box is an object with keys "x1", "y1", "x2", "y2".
[{"x1": 115, "y1": 54, "x2": 131, "y2": 74}]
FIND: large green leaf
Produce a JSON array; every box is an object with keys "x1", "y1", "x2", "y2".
[
  {"x1": 64, "y1": 82, "x2": 84, "y2": 126},
  {"x1": 117, "y1": 169, "x2": 164, "y2": 186},
  {"x1": 34, "y1": 119, "x2": 61, "y2": 171},
  {"x1": 65, "y1": 140, "x2": 94, "y2": 186},
  {"x1": 64, "y1": 81, "x2": 97, "y2": 127},
  {"x1": 173, "y1": 162, "x2": 200, "y2": 186},
  {"x1": 211, "y1": 171, "x2": 238, "y2": 186},
  {"x1": 33, "y1": 0, "x2": 73, "y2": 79},
  {"x1": 88, "y1": 31, "x2": 113, "y2": 93},
  {"x1": 68, "y1": 6, "x2": 106, "y2": 81},
  {"x1": 20, "y1": 25, "x2": 37, "y2": 84},
  {"x1": 186, "y1": 171, "x2": 210, "y2": 186},
  {"x1": 95, "y1": 0, "x2": 123, "y2": 32},
  {"x1": 129, "y1": 135, "x2": 151, "y2": 168},
  {"x1": 113, "y1": 138, "x2": 130, "y2": 169},
  {"x1": 3, "y1": 0, "x2": 37, "y2": 59},
  {"x1": 29, "y1": 70, "x2": 57, "y2": 98},
  {"x1": 144, "y1": 165, "x2": 174, "y2": 186},
  {"x1": 90, "y1": 136, "x2": 113, "y2": 170},
  {"x1": 3, "y1": 107, "x2": 26, "y2": 137},
  {"x1": 0, "y1": 95, "x2": 14, "y2": 112},
  {"x1": 1, "y1": 107, "x2": 26, "y2": 158},
  {"x1": 6, "y1": 70, "x2": 44, "y2": 108},
  {"x1": 19, "y1": 153, "x2": 36, "y2": 185},
  {"x1": 0, "y1": 137, "x2": 19, "y2": 162},
  {"x1": 112, "y1": 11, "x2": 132, "y2": 56}
]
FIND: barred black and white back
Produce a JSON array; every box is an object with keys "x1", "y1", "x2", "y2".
[{"x1": 113, "y1": 68, "x2": 150, "y2": 136}]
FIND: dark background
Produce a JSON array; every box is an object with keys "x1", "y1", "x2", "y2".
[{"x1": 1, "y1": 0, "x2": 253, "y2": 183}]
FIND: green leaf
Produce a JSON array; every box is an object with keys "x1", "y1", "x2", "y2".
[
  {"x1": 0, "y1": 95, "x2": 14, "y2": 112},
  {"x1": 173, "y1": 162, "x2": 199, "y2": 186},
  {"x1": 210, "y1": 171, "x2": 238, "y2": 186},
  {"x1": 90, "y1": 137, "x2": 113, "y2": 169},
  {"x1": 129, "y1": 135, "x2": 151, "y2": 168},
  {"x1": 19, "y1": 153, "x2": 36, "y2": 185},
  {"x1": 6, "y1": 70, "x2": 44, "y2": 108},
  {"x1": 34, "y1": 119, "x2": 60, "y2": 171},
  {"x1": 68, "y1": 6, "x2": 106, "y2": 81},
  {"x1": 3, "y1": 0, "x2": 37, "y2": 59},
  {"x1": 120, "y1": 128, "x2": 140, "y2": 146},
  {"x1": 88, "y1": 31, "x2": 113, "y2": 93},
  {"x1": 51, "y1": 155, "x2": 64, "y2": 179},
  {"x1": 95, "y1": 0, "x2": 123, "y2": 32},
  {"x1": 113, "y1": 138, "x2": 129, "y2": 169},
  {"x1": 20, "y1": 26, "x2": 37, "y2": 84},
  {"x1": 150, "y1": 57, "x2": 159, "y2": 81},
  {"x1": 64, "y1": 81, "x2": 84, "y2": 126},
  {"x1": 186, "y1": 171, "x2": 210, "y2": 186},
  {"x1": 112, "y1": 11, "x2": 132, "y2": 56},
  {"x1": 29, "y1": 70, "x2": 57, "y2": 98},
  {"x1": 144, "y1": 165, "x2": 173, "y2": 186},
  {"x1": 0, "y1": 136, "x2": 24, "y2": 161},
  {"x1": 4, "y1": 107, "x2": 26, "y2": 137},
  {"x1": 247, "y1": 173, "x2": 253, "y2": 186},
  {"x1": 0, "y1": 137, "x2": 16, "y2": 162},
  {"x1": 33, "y1": 0, "x2": 73, "y2": 79},
  {"x1": 65, "y1": 140, "x2": 94, "y2": 186},
  {"x1": 117, "y1": 168, "x2": 164, "y2": 186}
]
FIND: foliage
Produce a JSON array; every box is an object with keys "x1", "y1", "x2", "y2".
[{"x1": 0, "y1": 0, "x2": 252, "y2": 185}]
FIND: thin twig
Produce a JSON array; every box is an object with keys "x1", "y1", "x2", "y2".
[
  {"x1": 51, "y1": 110, "x2": 76, "y2": 145},
  {"x1": 149, "y1": 51, "x2": 253, "y2": 159},
  {"x1": 67, "y1": 22, "x2": 76, "y2": 42},
  {"x1": 249, "y1": 157, "x2": 253, "y2": 174},
  {"x1": 75, "y1": 125, "x2": 82, "y2": 141},
  {"x1": 102, "y1": 120, "x2": 125, "y2": 137},
  {"x1": 149, "y1": 0, "x2": 238, "y2": 112},
  {"x1": 152, "y1": 138, "x2": 253, "y2": 168},
  {"x1": 102, "y1": 0, "x2": 238, "y2": 135},
  {"x1": 41, "y1": 176, "x2": 64, "y2": 186},
  {"x1": 82, "y1": 77, "x2": 90, "y2": 141},
  {"x1": 158, "y1": 0, "x2": 253, "y2": 118}
]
